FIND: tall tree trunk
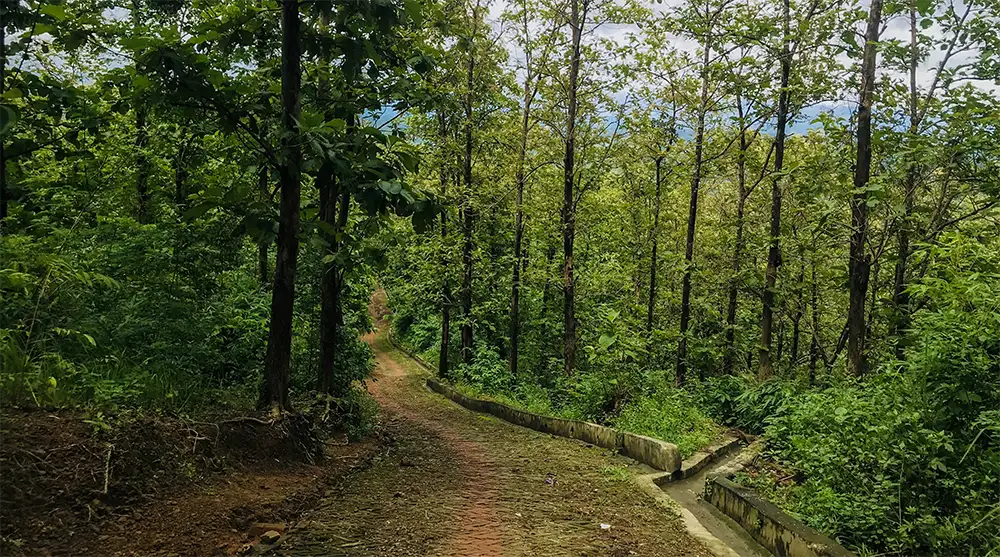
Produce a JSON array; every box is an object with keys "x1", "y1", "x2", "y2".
[
  {"x1": 132, "y1": 1, "x2": 150, "y2": 224},
  {"x1": 260, "y1": 0, "x2": 301, "y2": 411},
  {"x1": 460, "y1": 28, "x2": 476, "y2": 367},
  {"x1": 328, "y1": 187, "x2": 351, "y2": 395},
  {"x1": 438, "y1": 114, "x2": 452, "y2": 378},
  {"x1": 759, "y1": 0, "x2": 792, "y2": 379},
  {"x1": 258, "y1": 165, "x2": 269, "y2": 287},
  {"x1": 724, "y1": 93, "x2": 750, "y2": 375},
  {"x1": 647, "y1": 156, "x2": 663, "y2": 333},
  {"x1": 890, "y1": 0, "x2": 919, "y2": 360},
  {"x1": 317, "y1": 167, "x2": 337, "y2": 394},
  {"x1": 847, "y1": 0, "x2": 884, "y2": 377},
  {"x1": 510, "y1": 66, "x2": 534, "y2": 378},
  {"x1": 173, "y1": 149, "x2": 187, "y2": 209},
  {"x1": 562, "y1": 0, "x2": 584, "y2": 376},
  {"x1": 677, "y1": 31, "x2": 711, "y2": 386}
]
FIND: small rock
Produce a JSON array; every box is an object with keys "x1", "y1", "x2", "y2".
[
  {"x1": 260, "y1": 530, "x2": 281, "y2": 545},
  {"x1": 600, "y1": 523, "x2": 611, "y2": 530},
  {"x1": 249, "y1": 523, "x2": 286, "y2": 537},
  {"x1": 393, "y1": 491, "x2": 403, "y2": 498}
]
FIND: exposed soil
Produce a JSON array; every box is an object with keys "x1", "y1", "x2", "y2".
[
  {"x1": 273, "y1": 332, "x2": 715, "y2": 557},
  {"x1": 0, "y1": 410, "x2": 379, "y2": 557}
]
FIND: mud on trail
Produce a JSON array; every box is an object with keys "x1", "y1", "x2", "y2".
[{"x1": 274, "y1": 333, "x2": 713, "y2": 557}]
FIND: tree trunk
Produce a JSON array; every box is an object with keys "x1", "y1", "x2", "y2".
[
  {"x1": 460, "y1": 16, "x2": 477, "y2": 367},
  {"x1": 510, "y1": 67, "x2": 534, "y2": 378},
  {"x1": 647, "y1": 156, "x2": 663, "y2": 333},
  {"x1": 438, "y1": 115, "x2": 451, "y2": 378},
  {"x1": 847, "y1": 0, "x2": 884, "y2": 377},
  {"x1": 677, "y1": 31, "x2": 711, "y2": 387},
  {"x1": 317, "y1": 166, "x2": 337, "y2": 394},
  {"x1": 724, "y1": 93, "x2": 749, "y2": 375},
  {"x1": 759, "y1": 0, "x2": 791, "y2": 379},
  {"x1": 329, "y1": 188, "x2": 350, "y2": 395},
  {"x1": 890, "y1": 0, "x2": 919, "y2": 360},
  {"x1": 562, "y1": 0, "x2": 583, "y2": 377},
  {"x1": 260, "y1": 0, "x2": 301, "y2": 411}
]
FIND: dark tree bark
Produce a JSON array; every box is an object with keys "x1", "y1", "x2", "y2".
[
  {"x1": 724, "y1": 92, "x2": 751, "y2": 375},
  {"x1": 759, "y1": 0, "x2": 792, "y2": 379},
  {"x1": 317, "y1": 168, "x2": 335, "y2": 394},
  {"x1": 510, "y1": 52, "x2": 537, "y2": 378},
  {"x1": 132, "y1": 1, "x2": 151, "y2": 224},
  {"x1": 646, "y1": 156, "x2": 663, "y2": 334},
  {"x1": 438, "y1": 114, "x2": 452, "y2": 378},
  {"x1": 562, "y1": 0, "x2": 584, "y2": 376},
  {"x1": 847, "y1": 0, "x2": 884, "y2": 376},
  {"x1": 889, "y1": 0, "x2": 920, "y2": 360},
  {"x1": 260, "y1": 0, "x2": 301, "y2": 411},
  {"x1": 460, "y1": 9, "x2": 478, "y2": 367},
  {"x1": 677, "y1": 30, "x2": 711, "y2": 387}
]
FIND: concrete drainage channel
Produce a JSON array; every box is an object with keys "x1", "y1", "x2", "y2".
[{"x1": 392, "y1": 340, "x2": 856, "y2": 557}]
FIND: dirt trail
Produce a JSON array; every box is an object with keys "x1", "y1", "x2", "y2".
[{"x1": 274, "y1": 335, "x2": 714, "y2": 557}]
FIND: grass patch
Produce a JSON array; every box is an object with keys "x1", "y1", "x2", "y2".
[{"x1": 611, "y1": 389, "x2": 723, "y2": 458}]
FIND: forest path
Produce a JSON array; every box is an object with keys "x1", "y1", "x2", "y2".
[{"x1": 274, "y1": 334, "x2": 714, "y2": 557}]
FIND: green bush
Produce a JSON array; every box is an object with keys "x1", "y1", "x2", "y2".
[{"x1": 612, "y1": 388, "x2": 722, "y2": 458}]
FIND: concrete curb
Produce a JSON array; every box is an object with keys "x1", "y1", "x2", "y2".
[
  {"x1": 385, "y1": 332, "x2": 434, "y2": 373},
  {"x1": 426, "y1": 378, "x2": 681, "y2": 473},
  {"x1": 705, "y1": 477, "x2": 857, "y2": 557},
  {"x1": 654, "y1": 435, "x2": 744, "y2": 486}
]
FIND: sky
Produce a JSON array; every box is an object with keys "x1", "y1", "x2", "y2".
[{"x1": 480, "y1": 0, "x2": 999, "y2": 132}]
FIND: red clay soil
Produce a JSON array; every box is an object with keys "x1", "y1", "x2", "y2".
[{"x1": 367, "y1": 335, "x2": 502, "y2": 557}]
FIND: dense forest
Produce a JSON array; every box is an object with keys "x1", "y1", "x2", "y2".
[{"x1": 2, "y1": 0, "x2": 998, "y2": 555}]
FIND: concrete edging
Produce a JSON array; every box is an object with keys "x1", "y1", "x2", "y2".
[
  {"x1": 654, "y1": 435, "x2": 744, "y2": 486},
  {"x1": 705, "y1": 476, "x2": 857, "y2": 557},
  {"x1": 385, "y1": 332, "x2": 434, "y2": 373},
  {"x1": 426, "y1": 378, "x2": 681, "y2": 473}
]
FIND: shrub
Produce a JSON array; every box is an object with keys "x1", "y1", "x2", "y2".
[{"x1": 613, "y1": 388, "x2": 722, "y2": 458}]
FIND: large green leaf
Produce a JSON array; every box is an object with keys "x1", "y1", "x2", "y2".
[{"x1": 0, "y1": 104, "x2": 19, "y2": 136}]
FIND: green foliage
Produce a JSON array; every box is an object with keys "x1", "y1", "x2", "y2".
[
  {"x1": 749, "y1": 233, "x2": 1000, "y2": 556},
  {"x1": 336, "y1": 387, "x2": 381, "y2": 442},
  {"x1": 612, "y1": 388, "x2": 722, "y2": 458}
]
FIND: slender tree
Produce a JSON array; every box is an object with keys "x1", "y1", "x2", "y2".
[
  {"x1": 758, "y1": 0, "x2": 792, "y2": 379},
  {"x1": 847, "y1": 0, "x2": 884, "y2": 376},
  {"x1": 676, "y1": 1, "x2": 714, "y2": 386},
  {"x1": 438, "y1": 112, "x2": 452, "y2": 378},
  {"x1": 260, "y1": 0, "x2": 302, "y2": 411},
  {"x1": 561, "y1": 0, "x2": 587, "y2": 376},
  {"x1": 460, "y1": 1, "x2": 481, "y2": 366}
]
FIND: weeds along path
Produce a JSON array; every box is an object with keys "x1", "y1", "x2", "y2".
[{"x1": 275, "y1": 334, "x2": 714, "y2": 557}]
